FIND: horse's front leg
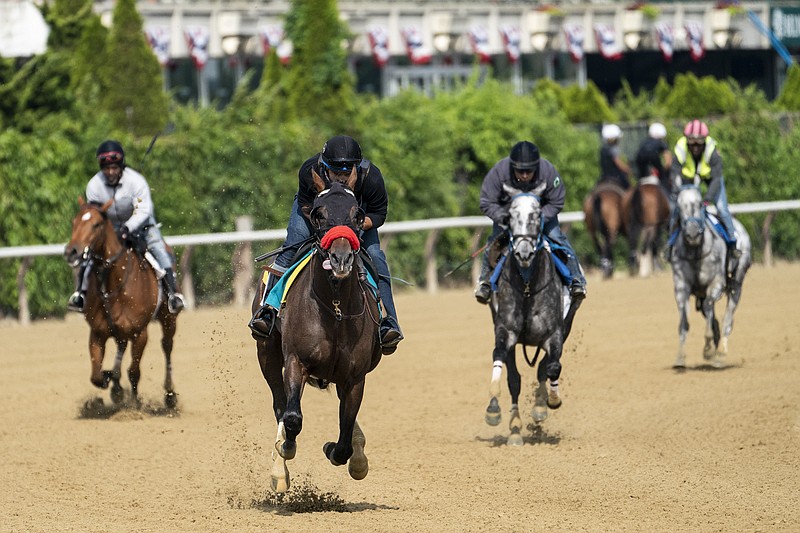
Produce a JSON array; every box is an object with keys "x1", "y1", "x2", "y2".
[
  {"x1": 505, "y1": 347, "x2": 523, "y2": 446},
  {"x1": 128, "y1": 331, "x2": 148, "y2": 405},
  {"x1": 718, "y1": 282, "x2": 743, "y2": 361},
  {"x1": 540, "y1": 336, "x2": 564, "y2": 410},
  {"x1": 280, "y1": 353, "x2": 307, "y2": 461},
  {"x1": 159, "y1": 313, "x2": 178, "y2": 409},
  {"x1": 108, "y1": 339, "x2": 127, "y2": 405},
  {"x1": 89, "y1": 331, "x2": 109, "y2": 389},
  {"x1": 486, "y1": 325, "x2": 517, "y2": 426},
  {"x1": 673, "y1": 281, "x2": 691, "y2": 369},
  {"x1": 323, "y1": 380, "x2": 364, "y2": 473}
]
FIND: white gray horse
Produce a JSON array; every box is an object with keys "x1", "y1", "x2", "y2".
[
  {"x1": 485, "y1": 183, "x2": 582, "y2": 445},
  {"x1": 670, "y1": 185, "x2": 751, "y2": 368}
]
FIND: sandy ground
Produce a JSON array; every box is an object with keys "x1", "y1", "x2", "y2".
[{"x1": 1, "y1": 262, "x2": 799, "y2": 533}]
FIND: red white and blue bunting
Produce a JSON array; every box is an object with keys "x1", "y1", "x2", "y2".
[
  {"x1": 684, "y1": 21, "x2": 705, "y2": 62},
  {"x1": 593, "y1": 23, "x2": 623, "y2": 61},
  {"x1": 145, "y1": 26, "x2": 170, "y2": 67},
  {"x1": 563, "y1": 23, "x2": 585, "y2": 63},
  {"x1": 259, "y1": 26, "x2": 292, "y2": 65},
  {"x1": 654, "y1": 22, "x2": 675, "y2": 62},
  {"x1": 367, "y1": 26, "x2": 390, "y2": 68},
  {"x1": 500, "y1": 25, "x2": 521, "y2": 63},
  {"x1": 468, "y1": 25, "x2": 492, "y2": 63},
  {"x1": 184, "y1": 26, "x2": 209, "y2": 70},
  {"x1": 402, "y1": 26, "x2": 432, "y2": 65}
]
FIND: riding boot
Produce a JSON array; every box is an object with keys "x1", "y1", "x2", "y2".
[
  {"x1": 566, "y1": 254, "x2": 587, "y2": 300},
  {"x1": 248, "y1": 272, "x2": 280, "y2": 340},
  {"x1": 376, "y1": 274, "x2": 403, "y2": 355},
  {"x1": 67, "y1": 261, "x2": 89, "y2": 312},
  {"x1": 474, "y1": 251, "x2": 492, "y2": 305},
  {"x1": 163, "y1": 268, "x2": 185, "y2": 314}
]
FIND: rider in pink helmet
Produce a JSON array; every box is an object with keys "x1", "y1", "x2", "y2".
[{"x1": 665, "y1": 119, "x2": 740, "y2": 260}]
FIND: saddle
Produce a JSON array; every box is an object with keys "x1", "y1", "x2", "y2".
[{"x1": 488, "y1": 234, "x2": 572, "y2": 289}]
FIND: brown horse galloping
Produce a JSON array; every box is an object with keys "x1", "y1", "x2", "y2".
[
  {"x1": 583, "y1": 182, "x2": 628, "y2": 279},
  {"x1": 623, "y1": 177, "x2": 671, "y2": 277},
  {"x1": 254, "y1": 169, "x2": 381, "y2": 493},
  {"x1": 63, "y1": 199, "x2": 178, "y2": 408}
]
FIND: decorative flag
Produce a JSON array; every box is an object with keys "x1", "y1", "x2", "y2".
[
  {"x1": 593, "y1": 23, "x2": 623, "y2": 60},
  {"x1": 654, "y1": 22, "x2": 674, "y2": 62},
  {"x1": 402, "y1": 26, "x2": 432, "y2": 65},
  {"x1": 500, "y1": 25, "x2": 521, "y2": 63},
  {"x1": 468, "y1": 25, "x2": 492, "y2": 63},
  {"x1": 184, "y1": 26, "x2": 209, "y2": 70},
  {"x1": 145, "y1": 26, "x2": 170, "y2": 67},
  {"x1": 563, "y1": 23, "x2": 584, "y2": 63},
  {"x1": 367, "y1": 26, "x2": 390, "y2": 68},
  {"x1": 259, "y1": 26, "x2": 292, "y2": 65},
  {"x1": 685, "y1": 21, "x2": 705, "y2": 62}
]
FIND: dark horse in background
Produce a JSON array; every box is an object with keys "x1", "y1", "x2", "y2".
[
  {"x1": 623, "y1": 176, "x2": 671, "y2": 277},
  {"x1": 253, "y1": 169, "x2": 381, "y2": 493},
  {"x1": 583, "y1": 181, "x2": 627, "y2": 278},
  {"x1": 485, "y1": 183, "x2": 583, "y2": 446},
  {"x1": 63, "y1": 199, "x2": 178, "y2": 408},
  {"x1": 670, "y1": 185, "x2": 752, "y2": 369}
]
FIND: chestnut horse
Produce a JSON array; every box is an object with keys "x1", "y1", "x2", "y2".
[
  {"x1": 583, "y1": 182, "x2": 628, "y2": 278},
  {"x1": 253, "y1": 169, "x2": 381, "y2": 493},
  {"x1": 63, "y1": 199, "x2": 178, "y2": 408},
  {"x1": 623, "y1": 177, "x2": 671, "y2": 277}
]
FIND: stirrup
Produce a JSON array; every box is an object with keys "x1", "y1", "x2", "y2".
[
  {"x1": 249, "y1": 305, "x2": 277, "y2": 339},
  {"x1": 167, "y1": 293, "x2": 185, "y2": 314},
  {"x1": 67, "y1": 292, "x2": 84, "y2": 312},
  {"x1": 380, "y1": 320, "x2": 403, "y2": 355},
  {"x1": 474, "y1": 282, "x2": 491, "y2": 305}
]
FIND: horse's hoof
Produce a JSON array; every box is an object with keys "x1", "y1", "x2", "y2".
[
  {"x1": 348, "y1": 454, "x2": 369, "y2": 480},
  {"x1": 532, "y1": 405, "x2": 548, "y2": 423},
  {"x1": 270, "y1": 463, "x2": 290, "y2": 493},
  {"x1": 509, "y1": 409, "x2": 523, "y2": 433},
  {"x1": 547, "y1": 394, "x2": 562, "y2": 410},
  {"x1": 485, "y1": 397, "x2": 501, "y2": 426},
  {"x1": 507, "y1": 431, "x2": 524, "y2": 447},
  {"x1": 164, "y1": 391, "x2": 178, "y2": 409},
  {"x1": 323, "y1": 442, "x2": 345, "y2": 466},
  {"x1": 110, "y1": 384, "x2": 124, "y2": 405},
  {"x1": 280, "y1": 440, "x2": 297, "y2": 461},
  {"x1": 673, "y1": 355, "x2": 686, "y2": 369},
  {"x1": 711, "y1": 356, "x2": 727, "y2": 369}
]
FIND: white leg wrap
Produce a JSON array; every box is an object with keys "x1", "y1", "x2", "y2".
[{"x1": 492, "y1": 362, "x2": 503, "y2": 382}]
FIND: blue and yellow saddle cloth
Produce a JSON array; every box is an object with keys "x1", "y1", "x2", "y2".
[{"x1": 263, "y1": 249, "x2": 379, "y2": 310}]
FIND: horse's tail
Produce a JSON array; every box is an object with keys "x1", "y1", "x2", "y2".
[
  {"x1": 592, "y1": 193, "x2": 605, "y2": 237},
  {"x1": 631, "y1": 186, "x2": 644, "y2": 227}
]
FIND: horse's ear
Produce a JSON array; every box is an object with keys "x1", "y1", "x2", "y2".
[
  {"x1": 502, "y1": 183, "x2": 522, "y2": 197},
  {"x1": 100, "y1": 199, "x2": 114, "y2": 213},
  {"x1": 345, "y1": 166, "x2": 357, "y2": 191},
  {"x1": 532, "y1": 181, "x2": 547, "y2": 197},
  {"x1": 311, "y1": 169, "x2": 326, "y2": 193},
  {"x1": 309, "y1": 205, "x2": 328, "y2": 231}
]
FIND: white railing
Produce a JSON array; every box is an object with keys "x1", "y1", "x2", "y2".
[{"x1": 2, "y1": 199, "x2": 799, "y2": 324}]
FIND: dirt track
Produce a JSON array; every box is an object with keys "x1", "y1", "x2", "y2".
[{"x1": 1, "y1": 262, "x2": 799, "y2": 532}]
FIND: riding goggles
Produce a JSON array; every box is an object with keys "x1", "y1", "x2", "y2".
[
  {"x1": 321, "y1": 158, "x2": 359, "y2": 174},
  {"x1": 97, "y1": 151, "x2": 123, "y2": 166},
  {"x1": 686, "y1": 136, "x2": 706, "y2": 147}
]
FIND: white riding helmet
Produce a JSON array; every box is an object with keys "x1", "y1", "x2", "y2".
[
  {"x1": 601, "y1": 124, "x2": 622, "y2": 141},
  {"x1": 648, "y1": 122, "x2": 667, "y2": 139}
]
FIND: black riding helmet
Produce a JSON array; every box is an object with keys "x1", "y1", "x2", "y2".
[
  {"x1": 96, "y1": 140, "x2": 125, "y2": 169},
  {"x1": 320, "y1": 135, "x2": 362, "y2": 174},
  {"x1": 509, "y1": 141, "x2": 540, "y2": 171}
]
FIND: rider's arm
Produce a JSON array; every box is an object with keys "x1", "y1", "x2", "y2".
[
  {"x1": 121, "y1": 169, "x2": 154, "y2": 232},
  {"x1": 479, "y1": 162, "x2": 509, "y2": 225},
  {"x1": 703, "y1": 150, "x2": 724, "y2": 203},
  {"x1": 359, "y1": 165, "x2": 388, "y2": 229},
  {"x1": 540, "y1": 161, "x2": 565, "y2": 223}
]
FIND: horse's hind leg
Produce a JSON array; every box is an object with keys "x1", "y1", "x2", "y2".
[
  {"x1": 160, "y1": 314, "x2": 178, "y2": 409},
  {"x1": 89, "y1": 331, "x2": 110, "y2": 390},
  {"x1": 486, "y1": 328, "x2": 516, "y2": 426},
  {"x1": 718, "y1": 286, "x2": 743, "y2": 363},
  {"x1": 281, "y1": 354, "x2": 307, "y2": 460},
  {"x1": 539, "y1": 340, "x2": 563, "y2": 409}
]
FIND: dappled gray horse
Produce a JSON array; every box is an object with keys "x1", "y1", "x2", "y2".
[
  {"x1": 670, "y1": 185, "x2": 751, "y2": 369},
  {"x1": 485, "y1": 183, "x2": 581, "y2": 445}
]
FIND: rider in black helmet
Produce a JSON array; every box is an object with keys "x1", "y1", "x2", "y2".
[
  {"x1": 474, "y1": 140, "x2": 587, "y2": 304},
  {"x1": 249, "y1": 135, "x2": 404, "y2": 355}
]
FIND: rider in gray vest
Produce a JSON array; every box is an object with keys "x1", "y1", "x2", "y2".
[
  {"x1": 67, "y1": 140, "x2": 185, "y2": 314},
  {"x1": 474, "y1": 141, "x2": 587, "y2": 304}
]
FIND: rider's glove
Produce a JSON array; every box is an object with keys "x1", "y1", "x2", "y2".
[
  {"x1": 117, "y1": 225, "x2": 129, "y2": 243},
  {"x1": 499, "y1": 214, "x2": 510, "y2": 228}
]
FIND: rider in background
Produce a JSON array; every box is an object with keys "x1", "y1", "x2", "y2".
[
  {"x1": 473, "y1": 140, "x2": 587, "y2": 304},
  {"x1": 67, "y1": 140, "x2": 185, "y2": 314},
  {"x1": 248, "y1": 135, "x2": 403, "y2": 355},
  {"x1": 635, "y1": 122, "x2": 672, "y2": 191},
  {"x1": 597, "y1": 124, "x2": 632, "y2": 190},
  {"x1": 666, "y1": 119, "x2": 739, "y2": 258}
]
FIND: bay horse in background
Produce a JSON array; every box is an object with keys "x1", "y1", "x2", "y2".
[
  {"x1": 670, "y1": 185, "x2": 752, "y2": 369},
  {"x1": 623, "y1": 176, "x2": 671, "y2": 277},
  {"x1": 583, "y1": 181, "x2": 628, "y2": 278},
  {"x1": 485, "y1": 183, "x2": 582, "y2": 446},
  {"x1": 254, "y1": 169, "x2": 382, "y2": 493},
  {"x1": 63, "y1": 198, "x2": 178, "y2": 408}
]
